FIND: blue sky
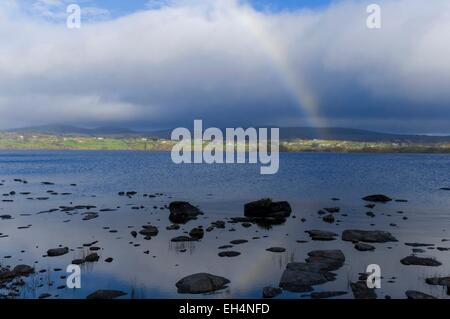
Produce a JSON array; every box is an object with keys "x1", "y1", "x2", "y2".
[
  {"x1": 91, "y1": 0, "x2": 334, "y2": 16},
  {"x1": 21, "y1": 0, "x2": 336, "y2": 20}
]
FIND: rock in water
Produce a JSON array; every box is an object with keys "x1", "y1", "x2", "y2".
[
  {"x1": 47, "y1": 247, "x2": 69, "y2": 257},
  {"x1": 342, "y1": 230, "x2": 397, "y2": 243},
  {"x1": 218, "y1": 251, "x2": 241, "y2": 257},
  {"x1": 85, "y1": 253, "x2": 100, "y2": 262},
  {"x1": 13, "y1": 264, "x2": 34, "y2": 276},
  {"x1": 305, "y1": 250, "x2": 345, "y2": 271},
  {"x1": 425, "y1": 276, "x2": 450, "y2": 295},
  {"x1": 354, "y1": 243, "x2": 375, "y2": 251},
  {"x1": 266, "y1": 247, "x2": 286, "y2": 253},
  {"x1": 189, "y1": 227, "x2": 204, "y2": 240},
  {"x1": 244, "y1": 199, "x2": 292, "y2": 218},
  {"x1": 310, "y1": 291, "x2": 347, "y2": 299},
  {"x1": 322, "y1": 214, "x2": 335, "y2": 223},
  {"x1": 139, "y1": 225, "x2": 159, "y2": 237},
  {"x1": 405, "y1": 290, "x2": 436, "y2": 299},
  {"x1": 362, "y1": 194, "x2": 392, "y2": 203},
  {"x1": 400, "y1": 255, "x2": 441, "y2": 266},
  {"x1": 350, "y1": 281, "x2": 377, "y2": 299},
  {"x1": 169, "y1": 201, "x2": 202, "y2": 224},
  {"x1": 262, "y1": 286, "x2": 282, "y2": 298},
  {"x1": 82, "y1": 212, "x2": 99, "y2": 221},
  {"x1": 305, "y1": 230, "x2": 338, "y2": 241},
  {"x1": 176, "y1": 273, "x2": 230, "y2": 294},
  {"x1": 279, "y1": 250, "x2": 345, "y2": 292},
  {"x1": 86, "y1": 290, "x2": 127, "y2": 299},
  {"x1": 171, "y1": 236, "x2": 195, "y2": 242}
]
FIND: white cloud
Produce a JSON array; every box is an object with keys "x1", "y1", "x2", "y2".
[{"x1": 0, "y1": 0, "x2": 449, "y2": 133}]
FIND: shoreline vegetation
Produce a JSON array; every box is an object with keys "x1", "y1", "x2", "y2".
[{"x1": 1, "y1": 133, "x2": 450, "y2": 153}]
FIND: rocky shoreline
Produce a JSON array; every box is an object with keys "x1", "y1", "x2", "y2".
[{"x1": 1, "y1": 177, "x2": 450, "y2": 299}]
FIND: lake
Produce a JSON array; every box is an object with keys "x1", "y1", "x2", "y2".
[{"x1": 0, "y1": 150, "x2": 449, "y2": 299}]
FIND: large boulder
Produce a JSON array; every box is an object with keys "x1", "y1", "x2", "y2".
[
  {"x1": 305, "y1": 250, "x2": 345, "y2": 271},
  {"x1": 244, "y1": 199, "x2": 292, "y2": 218},
  {"x1": 176, "y1": 273, "x2": 230, "y2": 294},
  {"x1": 13, "y1": 264, "x2": 34, "y2": 276},
  {"x1": 169, "y1": 202, "x2": 202, "y2": 224},
  {"x1": 400, "y1": 255, "x2": 441, "y2": 266},
  {"x1": 342, "y1": 230, "x2": 397, "y2": 243},
  {"x1": 279, "y1": 250, "x2": 345, "y2": 292},
  {"x1": 0, "y1": 264, "x2": 34, "y2": 282}
]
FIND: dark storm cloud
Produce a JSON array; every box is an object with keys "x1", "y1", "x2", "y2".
[{"x1": 0, "y1": 0, "x2": 449, "y2": 133}]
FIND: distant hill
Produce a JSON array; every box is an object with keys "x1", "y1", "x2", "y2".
[
  {"x1": 5, "y1": 124, "x2": 450, "y2": 143},
  {"x1": 278, "y1": 127, "x2": 450, "y2": 143},
  {"x1": 145, "y1": 127, "x2": 450, "y2": 143},
  {"x1": 6, "y1": 124, "x2": 137, "y2": 137}
]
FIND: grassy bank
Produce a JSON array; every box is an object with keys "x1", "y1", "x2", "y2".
[{"x1": 1, "y1": 133, "x2": 450, "y2": 153}]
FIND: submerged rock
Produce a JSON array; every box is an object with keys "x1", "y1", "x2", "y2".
[
  {"x1": 47, "y1": 247, "x2": 69, "y2": 257},
  {"x1": 86, "y1": 290, "x2": 127, "y2": 299},
  {"x1": 400, "y1": 255, "x2": 441, "y2": 266},
  {"x1": 169, "y1": 201, "x2": 202, "y2": 224},
  {"x1": 176, "y1": 273, "x2": 230, "y2": 294},
  {"x1": 342, "y1": 230, "x2": 397, "y2": 243},
  {"x1": 262, "y1": 286, "x2": 282, "y2": 298},
  {"x1": 362, "y1": 194, "x2": 392, "y2": 203},
  {"x1": 405, "y1": 290, "x2": 436, "y2": 299}
]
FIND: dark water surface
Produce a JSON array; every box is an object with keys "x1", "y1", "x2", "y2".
[{"x1": 0, "y1": 151, "x2": 449, "y2": 299}]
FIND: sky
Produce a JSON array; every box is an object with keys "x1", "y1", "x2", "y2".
[{"x1": 0, "y1": 0, "x2": 449, "y2": 134}]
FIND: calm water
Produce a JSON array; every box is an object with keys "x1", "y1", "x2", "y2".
[{"x1": 0, "y1": 151, "x2": 449, "y2": 299}]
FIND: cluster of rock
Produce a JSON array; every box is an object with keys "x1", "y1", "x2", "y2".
[{"x1": 279, "y1": 250, "x2": 345, "y2": 292}]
